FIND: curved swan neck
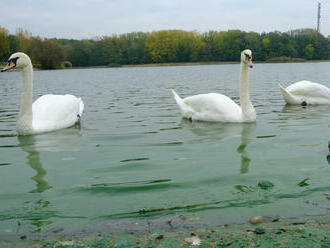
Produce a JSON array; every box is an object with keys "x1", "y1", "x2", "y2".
[
  {"x1": 18, "y1": 63, "x2": 33, "y2": 130},
  {"x1": 239, "y1": 62, "x2": 255, "y2": 120}
]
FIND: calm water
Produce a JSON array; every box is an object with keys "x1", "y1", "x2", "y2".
[{"x1": 0, "y1": 62, "x2": 329, "y2": 236}]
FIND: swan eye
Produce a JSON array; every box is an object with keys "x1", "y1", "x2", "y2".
[
  {"x1": 8, "y1": 57, "x2": 19, "y2": 66},
  {"x1": 244, "y1": 53, "x2": 251, "y2": 60}
]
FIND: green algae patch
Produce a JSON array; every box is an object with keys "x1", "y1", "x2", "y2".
[{"x1": 258, "y1": 180, "x2": 274, "y2": 190}]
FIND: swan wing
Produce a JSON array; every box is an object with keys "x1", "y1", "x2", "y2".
[
  {"x1": 32, "y1": 94, "x2": 84, "y2": 133},
  {"x1": 287, "y1": 81, "x2": 330, "y2": 100},
  {"x1": 182, "y1": 93, "x2": 242, "y2": 122}
]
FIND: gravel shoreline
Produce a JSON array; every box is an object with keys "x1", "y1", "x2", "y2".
[{"x1": 1, "y1": 217, "x2": 329, "y2": 248}]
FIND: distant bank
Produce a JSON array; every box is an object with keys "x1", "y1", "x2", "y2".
[
  {"x1": 1, "y1": 27, "x2": 330, "y2": 70},
  {"x1": 2, "y1": 59, "x2": 330, "y2": 72},
  {"x1": 69, "y1": 58, "x2": 330, "y2": 70}
]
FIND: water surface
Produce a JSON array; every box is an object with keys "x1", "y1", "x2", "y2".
[{"x1": 0, "y1": 62, "x2": 329, "y2": 236}]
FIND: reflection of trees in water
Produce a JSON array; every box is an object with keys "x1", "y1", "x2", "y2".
[
  {"x1": 18, "y1": 135, "x2": 52, "y2": 193},
  {"x1": 181, "y1": 120, "x2": 255, "y2": 174}
]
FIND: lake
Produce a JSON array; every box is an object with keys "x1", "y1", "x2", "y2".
[{"x1": 0, "y1": 62, "x2": 329, "y2": 237}]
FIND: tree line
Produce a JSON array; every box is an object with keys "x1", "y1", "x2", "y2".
[{"x1": 0, "y1": 26, "x2": 329, "y2": 69}]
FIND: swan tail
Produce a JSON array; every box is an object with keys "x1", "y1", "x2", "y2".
[
  {"x1": 78, "y1": 98, "x2": 84, "y2": 117},
  {"x1": 171, "y1": 89, "x2": 183, "y2": 104},
  {"x1": 171, "y1": 89, "x2": 194, "y2": 117},
  {"x1": 278, "y1": 84, "x2": 296, "y2": 104},
  {"x1": 171, "y1": 89, "x2": 187, "y2": 110}
]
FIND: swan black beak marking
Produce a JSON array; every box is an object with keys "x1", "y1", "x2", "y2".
[
  {"x1": 244, "y1": 53, "x2": 253, "y2": 68},
  {"x1": 247, "y1": 60, "x2": 253, "y2": 68}
]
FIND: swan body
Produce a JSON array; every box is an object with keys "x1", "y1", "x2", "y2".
[
  {"x1": 172, "y1": 91, "x2": 243, "y2": 122},
  {"x1": 2, "y1": 52, "x2": 84, "y2": 135},
  {"x1": 279, "y1": 81, "x2": 330, "y2": 105},
  {"x1": 172, "y1": 49, "x2": 255, "y2": 123}
]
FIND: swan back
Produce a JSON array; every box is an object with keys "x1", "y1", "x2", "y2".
[
  {"x1": 183, "y1": 93, "x2": 243, "y2": 122},
  {"x1": 31, "y1": 94, "x2": 83, "y2": 134},
  {"x1": 287, "y1": 81, "x2": 330, "y2": 98},
  {"x1": 280, "y1": 81, "x2": 330, "y2": 105}
]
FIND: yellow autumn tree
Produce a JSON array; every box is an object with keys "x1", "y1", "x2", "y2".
[
  {"x1": 0, "y1": 26, "x2": 10, "y2": 60},
  {"x1": 16, "y1": 28, "x2": 32, "y2": 51}
]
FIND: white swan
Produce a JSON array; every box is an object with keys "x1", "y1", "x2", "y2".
[
  {"x1": 279, "y1": 81, "x2": 330, "y2": 105},
  {"x1": 172, "y1": 49, "x2": 255, "y2": 122},
  {"x1": 1, "y1": 52, "x2": 84, "y2": 135}
]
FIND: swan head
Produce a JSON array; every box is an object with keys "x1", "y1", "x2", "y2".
[
  {"x1": 1, "y1": 52, "x2": 32, "y2": 72},
  {"x1": 241, "y1": 49, "x2": 253, "y2": 68}
]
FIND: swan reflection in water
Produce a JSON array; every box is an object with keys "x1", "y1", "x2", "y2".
[
  {"x1": 280, "y1": 104, "x2": 330, "y2": 120},
  {"x1": 18, "y1": 127, "x2": 83, "y2": 193},
  {"x1": 327, "y1": 141, "x2": 330, "y2": 165},
  {"x1": 180, "y1": 119, "x2": 255, "y2": 173}
]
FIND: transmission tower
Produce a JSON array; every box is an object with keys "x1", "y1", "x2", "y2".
[{"x1": 317, "y1": 2, "x2": 321, "y2": 33}]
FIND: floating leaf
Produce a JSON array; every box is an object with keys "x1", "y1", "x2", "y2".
[
  {"x1": 258, "y1": 180, "x2": 274, "y2": 190},
  {"x1": 298, "y1": 178, "x2": 309, "y2": 187}
]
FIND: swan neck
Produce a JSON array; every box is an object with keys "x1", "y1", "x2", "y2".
[
  {"x1": 18, "y1": 64, "x2": 33, "y2": 128},
  {"x1": 239, "y1": 62, "x2": 255, "y2": 120}
]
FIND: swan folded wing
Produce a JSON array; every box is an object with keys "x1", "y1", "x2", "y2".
[
  {"x1": 287, "y1": 81, "x2": 330, "y2": 99},
  {"x1": 183, "y1": 93, "x2": 242, "y2": 122},
  {"x1": 32, "y1": 94, "x2": 83, "y2": 133}
]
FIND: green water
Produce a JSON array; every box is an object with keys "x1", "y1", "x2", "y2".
[{"x1": 0, "y1": 63, "x2": 329, "y2": 236}]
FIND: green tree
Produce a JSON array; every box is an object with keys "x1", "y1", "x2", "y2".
[
  {"x1": 26, "y1": 38, "x2": 65, "y2": 69},
  {"x1": 213, "y1": 30, "x2": 246, "y2": 61},
  {"x1": 7, "y1": 35, "x2": 21, "y2": 54},
  {"x1": 1, "y1": 26, "x2": 329, "y2": 67},
  {"x1": 200, "y1": 31, "x2": 217, "y2": 61},
  {"x1": 303, "y1": 44, "x2": 314, "y2": 59}
]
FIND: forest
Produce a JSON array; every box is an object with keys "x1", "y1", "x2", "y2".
[{"x1": 0, "y1": 26, "x2": 329, "y2": 69}]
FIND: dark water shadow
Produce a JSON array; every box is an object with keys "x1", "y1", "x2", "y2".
[{"x1": 180, "y1": 120, "x2": 256, "y2": 173}]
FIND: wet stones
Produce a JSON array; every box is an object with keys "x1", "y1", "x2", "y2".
[
  {"x1": 249, "y1": 216, "x2": 264, "y2": 225},
  {"x1": 254, "y1": 227, "x2": 265, "y2": 234}
]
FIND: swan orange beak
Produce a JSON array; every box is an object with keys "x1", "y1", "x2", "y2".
[
  {"x1": 247, "y1": 60, "x2": 253, "y2": 68},
  {"x1": 1, "y1": 60, "x2": 16, "y2": 72}
]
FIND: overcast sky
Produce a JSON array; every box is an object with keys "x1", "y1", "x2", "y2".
[{"x1": 2, "y1": 0, "x2": 329, "y2": 39}]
